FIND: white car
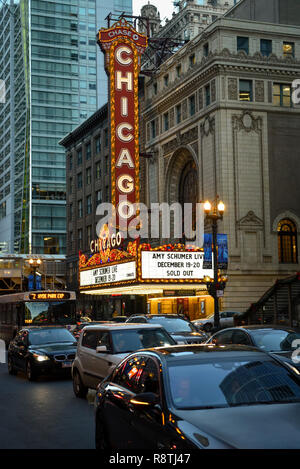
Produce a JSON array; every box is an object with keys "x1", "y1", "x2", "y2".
[
  {"x1": 192, "y1": 311, "x2": 241, "y2": 333},
  {"x1": 72, "y1": 323, "x2": 176, "y2": 398}
]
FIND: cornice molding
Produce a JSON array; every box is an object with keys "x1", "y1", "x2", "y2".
[{"x1": 143, "y1": 48, "x2": 300, "y2": 116}]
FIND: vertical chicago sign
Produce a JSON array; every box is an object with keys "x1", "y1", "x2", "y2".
[{"x1": 97, "y1": 19, "x2": 148, "y2": 234}]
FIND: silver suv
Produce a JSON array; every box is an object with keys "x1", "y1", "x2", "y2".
[{"x1": 72, "y1": 323, "x2": 176, "y2": 398}]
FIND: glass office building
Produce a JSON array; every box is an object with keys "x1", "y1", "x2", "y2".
[{"x1": 0, "y1": 0, "x2": 102, "y2": 255}]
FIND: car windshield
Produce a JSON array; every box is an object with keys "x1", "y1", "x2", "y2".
[
  {"x1": 251, "y1": 330, "x2": 300, "y2": 352},
  {"x1": 111, "y1": 328, "x2": 175, "y2": 353},
  {"x1": 148, "y1": 317, "x2": 196, "y2": 333},
  {"x1": 28, "y1": 328, "x2": 75, "y2": 345},
  {"x1": 167, "y1": 355, "x2": 300, "y2": 410}
]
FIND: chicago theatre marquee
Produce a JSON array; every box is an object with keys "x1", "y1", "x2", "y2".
[{"x1": 78, "y1": 19, "x2": 215, "y2": 320}]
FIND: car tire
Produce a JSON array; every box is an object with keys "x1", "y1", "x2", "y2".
[
  {"x1": 203, "y1": 323, "x2": 212, "y2": 333},
  {"x1": 72, "y1": 369, "x2": 88, "y2": 398},
  {"x1": 7, "y1": 356, "x2": 17, "y2": 376},
  {"x1": 95, "y1": 414, "x2": 111, "y2": 450},
  {"x1": 26, "y1": 360, "x2": 38, "y2": 381}
]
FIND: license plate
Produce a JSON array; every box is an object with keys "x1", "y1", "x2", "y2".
[{"x1": 61, "y1": 361, "x2": 72, "y2": 368}]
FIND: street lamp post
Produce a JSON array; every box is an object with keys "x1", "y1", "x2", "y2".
[
  {"x1": 28, "y1": 258, "x2": 42, "y2": 290},
  {"x1": 204, "y1": 198, "x2": 225, "y2": 330}
]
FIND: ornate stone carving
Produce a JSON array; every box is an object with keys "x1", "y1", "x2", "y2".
[
  {"x1": 155, "y1": 117, "x2": 159, "y2": 137},
  {"x1": 182, "y1": 99, "x2": 187, "y2": 120},
  {"x1": 255, "y1": 80, "x2": 265, "y2": 103},
  {"x1": 198, "y1": 87, "x2": 203, "y2": 109},
  {"x1": 228, "y1": 78, "x2": 238, "y2": 100},
  {"x1": 162, "y1": 139, "x2": 177, "y2": 156},
  {"x1": 211, "y1": 79, "x2": 216, "y2": 102},
  {"x1": 232, "y1": 111, "x2": 262, "y2": 133},
  {"x1": 169, "y1": 107, "x2": 174, "y2": 128},
  {"x1": 180, "y1": 127, "x2": 198, "y2": 145},
  {"x1": 237, "y1": 211, "x2": 264, "y2": 231},
  {"x1": 200, "y1": 115, "x2": 215, "y2": 137}
]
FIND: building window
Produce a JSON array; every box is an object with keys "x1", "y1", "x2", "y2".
[
  {"x1": 78, "y1": 200, "x2": 83, "y2": 218},
  {"x1": 164, "y1": 74, "x2": 169, "y2": 87},
  {"x1": 278, "y1": 219, "x2": 298, "y2": 264},
  {"x1": 78, "y1": 229, "x2": 83, "y2": 250},
  {"x1": 86, "y1": 195, "x2": 92, "y2": 215},
  {"x1": 150, "y1": 120, "x2": 156, "y2": 139},
  {"x1": 189, "y1": 94, "x2": 196, "y2": 116},
  {"x1": 153, "y1": 82, "x2": 157, "y2": 95},
  {"x1": 203, "y1": 43, "x2": 209, "y2": 57},
  {"x1": 260, "y1": 39, "x2": 272, "y2": 57},
  {"x1": 77, "y1": 149, "x2": 82, "y2": 165},
  {"x1": 96, "y1": 161, "x2": 101, "y2": 179},
  {"x1": 237, "y1": 36, "x2": 249, "y2": 54},
  {"x1": 87, "y1": 225, "x2": 92, "y2": 245},
  {"x1": 189, "y1": 53, "x2": 195, "y2": 67},
  {"x1": 239, "y1": 80, "x2": 253, "y2": 101},
  {"x1": 205, "y1": 84, "x2": 211, "y2": 106},
  {"x1": 69, "y1": 177, "x2": 73, "y2": 193},
  {"x1": 69, "y1": 203, "x2": 73, "y2": 221},
  {"x1": 176, "y1": 104, "x2": 181, "y2": 124},
  {"x1": 86, "y1": 142, "x2": 91, "y2": 160},
  {"x1": 283, "y1": 42, "x2": 295, "y2": 58},
  {"x1": 69, "y1": 154, "x2": 73, "y2": 170},
  {"x1": 176, "y1": 64, "x2": 181, "y2": 77},
  {"x1": 163, "y1": 112, "x2": 169, "y2": 131},
  {"x1": 96, "y1": 190, "x2": 102, "y2": 205},
  {"x1": 95, "y1": 135, "x2": 101, "y2": 153},
  {"x1": 105, "y1": 156, "x2": 109, "y2": 174},
  {"x1": 77, "y1": 172, "x2": 82, "y2": 189},
  {"x1": 273, "y1": 84, "x2": 291, "y2": 107},
  {"x1": 86, "y1": 167, "x2": 91, "y2": 185}
]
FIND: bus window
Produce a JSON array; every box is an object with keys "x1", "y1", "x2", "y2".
[{"x1": 24, "y1": 301, "x2": 76, "y2": 325}]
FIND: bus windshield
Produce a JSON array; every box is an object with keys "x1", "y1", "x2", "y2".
[{"x1": 25, "y1": 301, "x2": 76, "y2": 325}]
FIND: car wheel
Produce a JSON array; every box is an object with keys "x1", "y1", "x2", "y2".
[
  {"x1": 203, "y1": 323, "x2": 212, "y2": 333},
  {"x1": 72, "y1": 370, "x2": 88, "y2": 398},
  {"x1": 26, "y1": 360, "x2": 38, "y2": 381},
  {"x1": 95, "y1": 414, "x2": 111, "y2": 450},
  {"x1": 7, "y1": 356, "x2": 17, "y2": 376}
]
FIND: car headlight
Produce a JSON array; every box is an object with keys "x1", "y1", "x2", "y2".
[{"x1": 33, "y1": 353, "x2": 50, "y2": 362}]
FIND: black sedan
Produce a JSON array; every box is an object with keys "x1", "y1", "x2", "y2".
[
  {"x1": 206, "y1": 325, "x2": 300, "y2": 370},
  {"x1": 8, "y1": 326, "x2": 77, "y2": 381},
  {"x1": 95, "y1": 344, "x2": 300, "y2": 449},
  {"x1": 125, "y1": 314, "x2": 208, "y2": 344}
]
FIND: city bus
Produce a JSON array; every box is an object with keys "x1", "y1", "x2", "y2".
[{"x1": 0, "y1": 291, "x2": 76, "y2": 345}]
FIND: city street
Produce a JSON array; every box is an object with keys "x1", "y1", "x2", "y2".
[{"x1": 0, "y1": 357, "x2": 95, "y2": 449}]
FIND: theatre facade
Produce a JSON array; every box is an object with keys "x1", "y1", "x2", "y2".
[{"x1": 139, "y1": 0, "x2": 300, "y2": 312}]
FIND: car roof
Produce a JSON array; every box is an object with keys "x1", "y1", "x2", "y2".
[
  {"x1": 22, "y1": 326, "x2": 70, "y2": 331},
  {"x1": 127, "y1": 344, "x2": 270, "y2": 363},
  {"x1": 130, "y1": 314, "x2": 187, "y2": 319},
  {"x1": 238, "y1": 325, "x2": 300, "y2": 333},
  {"x1": 82, "y1": 323, "x2": 165, "y2": 331}
]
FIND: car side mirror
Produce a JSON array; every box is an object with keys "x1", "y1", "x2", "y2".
[
  {"x1": 130, "y1": 392, "x2": 159, "y2": 408},
  {"x1": 96, "y1": 345, "x2": 109, "y2": 353}
]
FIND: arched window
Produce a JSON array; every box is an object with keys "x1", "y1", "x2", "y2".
[
  {"x1": 277, "y1": 219, "x2": 298, "y2": 264},
  {"x1": 179, "y1": 161, "x2": 198, "y2": 242}
]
